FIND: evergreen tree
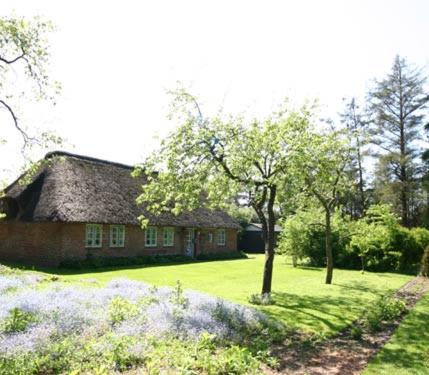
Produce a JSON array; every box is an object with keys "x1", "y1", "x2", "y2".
[{"x1": 368, "y1": 56, "x2": 429, "y2": 226}]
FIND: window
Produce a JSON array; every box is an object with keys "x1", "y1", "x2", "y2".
[
  {"x1": 86, "y1": 224, "x2": 102, "y2": 248},
  {"x1": 110, "y1": 225, "x2": 125, "y2": 247},
  {"x1": 217, "y1": 229, "x2": 226, "y2": 246},
  {"x1": 145, "y1": 226, "x2": 157, "y2": 247},
  {"x1": 207, "y1": 232, "x2": 213, "y2": 243},
  {"x1": 163, "y1": 227, "x2": 174, "y2": 247}
]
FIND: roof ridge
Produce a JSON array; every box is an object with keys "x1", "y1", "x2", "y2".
[{"x1": 45, "y1": 151, "x2": 135, "y2": 170}]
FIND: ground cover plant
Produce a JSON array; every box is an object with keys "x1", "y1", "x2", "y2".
[
  {"x1": 0, "y1": 269, "x2": 285, "y2": 374},
  {"x1": 41, "y1": 254, "x2": 412, "y2": 335}
]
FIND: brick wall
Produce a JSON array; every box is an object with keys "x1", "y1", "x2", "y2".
[
  {"x1": 197, "y1": 228, "x2": 238, "y2": 255},
  {"x1": 0, "y1": 222, "x2": 63, "y2": 266},
  {"x1": 0, "y1": 222, "x2": 238, "y2": 267},
  {"x1": 86, "y1": 225, "x2": 184, "y2": 258}
]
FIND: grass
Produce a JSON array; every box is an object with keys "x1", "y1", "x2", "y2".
[
  {"x1": 36, "y1": 254, "x2": 412, "y2": 335},
  {"x1": 363, "y1": 290, "x2": 429, "y2": 375}
]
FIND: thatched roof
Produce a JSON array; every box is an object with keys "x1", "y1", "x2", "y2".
[{"x1": 1, "y1": 151, "x2": 240, "y2": 229}]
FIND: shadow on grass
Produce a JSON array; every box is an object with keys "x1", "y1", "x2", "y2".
[
  {"x1": 1, "y1": 256, "x2": 256, "y2": 276},
  {"x1": 367, "y1": 306, "x2": 429, "y2": 373},
  {"x1": 260, "y1": 291, "x2": 366, "y2": 333}
]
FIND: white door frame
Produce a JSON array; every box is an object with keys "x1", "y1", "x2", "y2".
[{"x1": 184, "y1": 228, "x2": 195, "y2": 257}]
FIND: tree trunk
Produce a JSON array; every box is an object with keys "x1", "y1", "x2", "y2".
[
  {"x1": 325, "y1": 210, "x2": 334, "y2": 284},
  {"x1": 356, "y1": 137, "x2": 365, "y2": 215},
  {"x1": 261, "y1": 186, "x2": 277, "y2": 295}
]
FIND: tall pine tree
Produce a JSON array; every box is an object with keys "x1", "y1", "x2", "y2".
[{"x1": 368, "y1": 56, "x2": 429, "y2": 226}]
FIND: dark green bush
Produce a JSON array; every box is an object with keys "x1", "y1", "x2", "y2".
[
  {"x1": 59, "y1": 254, "x2": 192, "y2": 269},
  {"x1": 196, "y1": 251, "x2": 248, "y2": 261},
  {"x1": 364, "y1": 296, "x2": 407, "y2": 332},
  {"x1": 60, "y1": 251, "x2": 247, "y2": 269},
  {"x1": 279, "y1": 204, "x2": 429, "y2": 273}
]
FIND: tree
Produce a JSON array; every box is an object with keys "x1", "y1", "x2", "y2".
[
  {"x1": 368, "y1": 56, "x2": 429, "y2": 226},
  {"x1": 135, "y1": 88, "x2": 313, "y2": 296},
  {"x1": 0, "y1": 15, "x2": 61, "y2": 219},
  {"x1": 299, "y1": 129, "x2": 352, "y2": 284},
  {"x1": 0, "y1": 15, "x2": 61, "y2": 155},
  {"x1": 340, "y1": 98, "x2": 369, "y2": 218}
]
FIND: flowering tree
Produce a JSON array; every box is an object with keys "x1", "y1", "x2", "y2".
[
  {"x1": 299, "y1": 129, "x2": 353, "y2": 284},
  {"x1": 135, "y1": 89, "x2": 314, "y2": 296},
  {"x1": 0, "y1": 15, "x2": 62, "y2": 218},
  {"x1": 0, "y1": 15, "x2": 61, "y2": 155}
]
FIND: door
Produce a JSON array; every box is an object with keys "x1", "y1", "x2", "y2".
[{"x1": 184, "y1": 228, "x2": 195, "y2": 257}]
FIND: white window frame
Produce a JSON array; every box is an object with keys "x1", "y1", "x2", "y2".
[
  {"x1": 110, "y1": 225, "x2": 125, "y2": 248},
  {"x1": 163, "y1": 227, "x2": 175, "y2": 247},
  {"x1": 217, "y1": 229, "x2": 226, "y2": 246},
  {"x1": 145, "y1": 226, "x2": 157, "y2": 247},
  {"x1": 208, "y1": 232, "x2": 213, "y2": 243},
  {"x1": 86, "y1": 224, "x2": 102, "y2": 248}
]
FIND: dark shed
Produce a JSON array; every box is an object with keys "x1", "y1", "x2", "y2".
[{"x1": 238, "y1": 223, "x2": 282, "y2": 253}]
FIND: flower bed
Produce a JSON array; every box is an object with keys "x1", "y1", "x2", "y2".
[{"x1": 0, "y1": 270, "x2": 284, "y2": 374}]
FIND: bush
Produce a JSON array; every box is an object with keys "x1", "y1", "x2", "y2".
[
  {"x1": 1, "y1": 308, "x2": 36, "y2": 334},
  {"x1": 60, "y1": 252, "x2": 247, "y2": 269},
  {"x1": 279, "y1": 204, "x2": 429, "y2": 273},
  {"x1": 277, "y1": 208, "x2": 360, "y2": 269},
  {"x1": 196, "y1": 251, "x2": 248, "y2": 261},
  {"x1": 348, "y1": 205, "x2": 429, "y2": 273},
  {"x1": 59, "y1": 254, "x2": 192, "y2": 269},
  {"x1": 364, "y1": 296, "x2": 407, "y2": 332}
]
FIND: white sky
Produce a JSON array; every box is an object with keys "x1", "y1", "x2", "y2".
[{"x1": 1, "y1": 0, "x2": 429, "y2": 180}]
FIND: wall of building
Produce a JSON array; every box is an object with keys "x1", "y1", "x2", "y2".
[
  {"x1": 197, "y1": 228, "x2": 238, "y2": 255},
  {"x1": 0, "y1": 222, "x2": 63, "y2": 266},
  {"x1": 0, "y1": 222, "x2": 238, "y2": 267},
  {"x1": 85, "y1": 225, "x2": 184, "y2": 258}
]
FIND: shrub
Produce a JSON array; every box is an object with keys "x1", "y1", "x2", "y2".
[
  {"x1": 364, "y1": 296, "x2": 407, "y2": 332},
  {"x1": 196, "y1": 251, "x2": 248, "y2": 261},
  {"x1": 1, "y1": 308, "x2": 36, "y2": 333},
  {"x1": 350, "y1": 324, "x2": 363, "y2": 340},
  {"x1": 60, "y1": 252, "x2": 247, "y2": 269},
  {"x1": 108, "y1": 296, "x2": 139, "y2": 325}
]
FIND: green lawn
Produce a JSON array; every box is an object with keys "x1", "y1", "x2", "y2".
[
  {"x1": 364, "y1": 290, "x2": 429, "y2": 375},
  {"x1": 42, "y1": 255, "x2": 411, "y2": 335}
]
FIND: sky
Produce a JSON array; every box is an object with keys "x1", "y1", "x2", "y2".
[{"x1": 1, "y1": 0, "x2": 429, "y2": 180}]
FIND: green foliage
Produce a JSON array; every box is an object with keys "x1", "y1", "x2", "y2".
[
  {"x1": 279, "y1": 204, "x2": 429, "y2": 273},
  {"x1": 363, "y1": 292, "x2": 429, "y2": 375},
  {"x1": 1, "y1": 307, "x2": 36, "y2": 333},
  {"x1": 196, "y1": 251, "x2": 248, "y2": 261},
  {"x1": 0, "y1": 332, "x2": 268, "y2": 375},
  {"x1": 170, "y1": 280, "x2": 189, "y2": 309},
  {"x1": 59, "y1": 254, "x2": 193, "y2": 269},
  {"x1": 350, "y1": 324, "x2": 363, "y2": 340},
  {"x1": 135, "y1": 90, "x2": 314, "y2": 221},
  {"x1": 349, "y1": 204, "x2": 429, "y2": 272},
  {"x1": 364, "y1": 296, "x2": 407, "y2": 332},
  {"x1": 277, "y1": 208, "x2": 360, "y2": 269},
  {"x1": 108, "y1": 296, "x2": 139, "y2": 325},
  {"x1": 59, "y1": 252, "x2": 247, "y2": 269}
]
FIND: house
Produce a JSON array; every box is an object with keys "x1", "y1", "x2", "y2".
[
  {"x1": 0, "y1": 151, "x2": 240, "y2": 267},
  {"x1": 238, "y1": 223, "x2": 282, "y2": 253}
]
